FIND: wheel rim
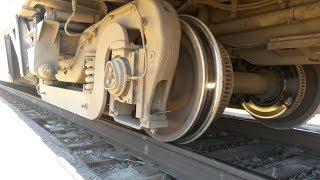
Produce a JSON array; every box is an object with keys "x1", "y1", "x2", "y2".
[
  {"x1": 256, "y1": 65, "x2": 320, "y2": 129},
  {"x1": 176, "y1": 15, "x2": 232, "y2": 143},
  {"x1": 146, "y1": 16, "x2": 233, "y2": 143},
  {"x1": 242, "y1": 65, "x2": 306, "y2": 120},
  {"x1": 145, "y1": 19, "x2": 207, "y2": 142}
]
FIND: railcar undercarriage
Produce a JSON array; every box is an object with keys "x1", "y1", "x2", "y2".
[{"x1": 4, "y1": 0, "x2": 320, "y2": 143}]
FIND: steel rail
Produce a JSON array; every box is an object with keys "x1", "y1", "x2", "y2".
[
  {"x1": 218, "y1": 115, "x2": 320, "y2": 152},
  {"x1": 0, "y1": 83, "x2": 267, "y2": 180}
]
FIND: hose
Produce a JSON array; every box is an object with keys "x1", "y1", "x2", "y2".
[{"x1": 64, "y1": 0, "x2": 83, "y2": 36}]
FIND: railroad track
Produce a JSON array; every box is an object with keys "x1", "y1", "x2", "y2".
[{"x1": 0, "y1": 82, "x2": 320, "y2": 180}]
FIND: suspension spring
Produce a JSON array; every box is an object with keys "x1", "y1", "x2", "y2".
[{"x1": 83, "y1": 53, "x2": 96, "y2": 93}]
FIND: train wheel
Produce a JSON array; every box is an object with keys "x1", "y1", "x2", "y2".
[
  {"x1": 146, "y1": 15, "x2": 233, "y2": 143},
  {"x1": 242, "y1": 65, "x2": 320, "y2": 129}
]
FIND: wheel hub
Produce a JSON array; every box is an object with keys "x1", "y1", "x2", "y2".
[{"x1": 105, "y1": 58, "x2": 131, "y2": 99}]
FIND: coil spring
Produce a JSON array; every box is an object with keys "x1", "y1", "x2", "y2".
[{"x1": 83, "y1": 54, "x2": 95, "y2": 93}]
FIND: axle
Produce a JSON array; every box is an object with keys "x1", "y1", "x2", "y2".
[{"x1": 232, "y1": 71, "x2": 281, "y2": 95}]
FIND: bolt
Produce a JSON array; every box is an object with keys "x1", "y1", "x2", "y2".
[
  {"x1": 150, "y1": 128, "x2": 157, "y2": 134},
  {"x1": 149, "y1": 51, "x2": 155, "y2": 62},
  {"x1": 285, "y1": 98, "x2": 293, "y2": 106},
  {"x1": 81, "y1": 103, "x2": 88, "y2": 109},
  {"x1": 141, "y1": 18, "x2": 147, "y2": 26}
]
